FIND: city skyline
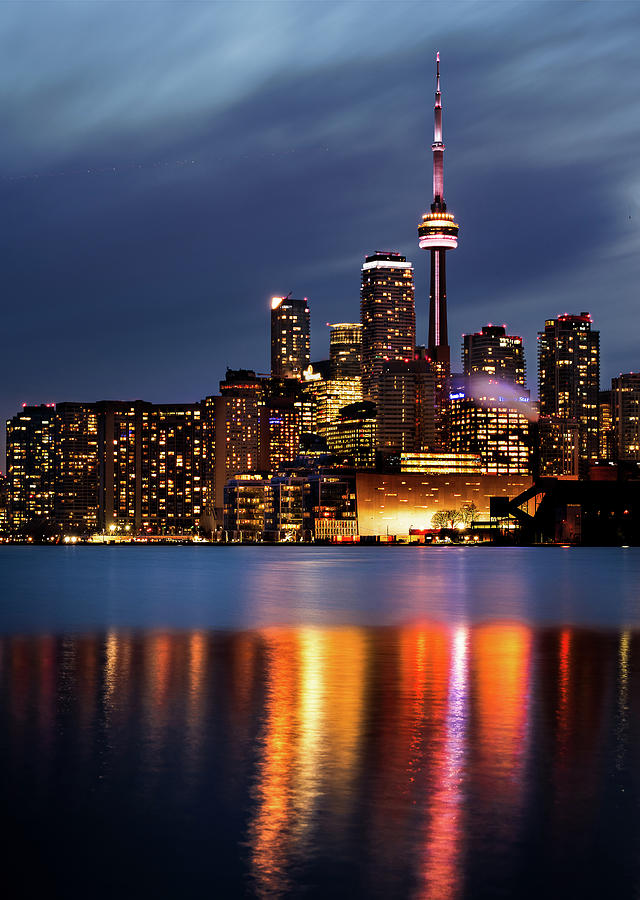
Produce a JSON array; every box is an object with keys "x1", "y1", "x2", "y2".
[{"x1": 3, "y1": 3, "x2": 640, "y2": 466}]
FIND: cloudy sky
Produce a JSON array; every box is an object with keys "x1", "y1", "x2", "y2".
[{"x1": 2, "y1": 1, "x2": 640, "y2": 459}]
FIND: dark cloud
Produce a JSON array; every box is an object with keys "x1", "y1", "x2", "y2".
[{"x1": 3, "y1": 1, "x2": 640, "y2": 460}]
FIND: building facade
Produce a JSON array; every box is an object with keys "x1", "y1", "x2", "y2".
[
  {"x1": 328, "y1": 322, "x2": 362, "y2": 377},
  {"x1": 612, "y1": 373, "x2": 640, "y2": 461},
  {"x1": 5, "y1": 405, "x2": 55, "y2": 530},
  {"x1": 270, "y1": 295, "x2": 310, "y2": 378},
  {"x1": 538, "y1": 313, "x2": 600, "y2": 475},
  {"x1": 360, "y1": 251, "x2": 415, "y2": 400},
  {"x1": 449, "y1": 377, "x2": 531, "y2": 476},
  {"x1": 463, "y1": 325, "x2": 526, "y2": 386}
]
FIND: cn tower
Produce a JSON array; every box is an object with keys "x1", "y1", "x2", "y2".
[{"x1": 418, "y1": 52, "x2": 459, "y2": 374}]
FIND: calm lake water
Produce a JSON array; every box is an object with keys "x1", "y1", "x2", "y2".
[{"x1": 2, "y1": 546, "x2": 640, "y2": 898}]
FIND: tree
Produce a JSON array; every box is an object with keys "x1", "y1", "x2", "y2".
[
  {"x1": 460, "y1": 502, "x2": 479, "y2": 527},
  {"x1": 431, "y1": 508, "x2": 463, "y2": 529}
]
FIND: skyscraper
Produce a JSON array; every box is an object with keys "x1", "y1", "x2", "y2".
[
  {"x1": 538, "y1": 313, "x2": 600, "y2": 475},
  {"x1": 270, "y1": 295, "x2": 310, "y2": 378},
  {"x1": 463, "y1": 325, "x2": 526, "y2": 386},
  {"x1": 328, "y1": 322, "x2": 362, "y2": 378},
  {"x1": 377, "y1": 355, "x2": 436, "y2": 457},
  {"x1": 54, "y1": 402, "x2": 99, "y2": 534},
  {"x1": 418, "y1": 53, "x2": 460, "y2": 375},
  {"x1": 360, "y1": 251, "x2": 415, "y2": 400},
  {"x1": 612, "y1": 373, "x2": 640, "y2": 461},
  {"x1": 449, "y1": 377, "x2": 531, "y2": 476},
  {"x1": 5, "y1": 404, "x2": 55, "y2": 530}
]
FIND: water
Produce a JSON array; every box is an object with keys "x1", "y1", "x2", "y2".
[{"x1": 1, "y1": 547, "x2": 640, "y2": 898}]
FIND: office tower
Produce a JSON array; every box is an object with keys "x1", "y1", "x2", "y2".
[
  {"x1": 54, "y1": 402, "x2": 99, "y2": 534},
  {"x1": 97, "y1": 400, "x2": 150, "y2": 533},
  {"x1": 213, "y1": 369, "x2": 266, "y2": 508},
  {"x1": 325, "y1": 401, "x2": 378, "y2": 468},
  {"x1": 377, "y1": 355, "x2": 436, "y2": 456},
  {"x1": 5, "y1": 404, "x2": 55, "y2": 530},
  {"x1": 360, "y1": 251, "x2": 415, "y2": 400},
  {"x1": 270, "y1": 295, "x2": 310, "y2": 378},
  {"x1": 328, "y1": 322, "x2": 362, "y2": 377},
  {"x1": 418, "y1": 53, "x2": 460, "y2": 421},
  {"x1": 612, "y1": 373, "x2": 640, "y2": 461},
  {"x1": 536, "y1": 415, "x2": 580, "y2": 477},
  {"x1": 260, "y1": 396, "x2": 302, "y2": 471},
  {"x1": 302, "y1": 372, "x2": 363, "y2": 436},
  {"x1": 143, "y1": 403, "x2": 205, "y2": 533},
  {"x1": 463, "y1": 325, "x2": 526, "y2": 386},
  {"x1": 538, "y1": 313, "x2": 600, "y2": 475},
  {"x1": 449, "y1": 377, "x2": 531, "y2": 476},
  {"x1": 598, "y1": 390, "x2": 616, "y2": 462}
]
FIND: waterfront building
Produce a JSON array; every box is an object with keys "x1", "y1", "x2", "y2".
[
  {"x1": 536, "y1": 416, "x2": 580, "y2": 478},
  {"x1": 417, "y1": 53, "x2": 460, "y2": 434},
  {"x1": 355, "y1": 470, "x2": 532, "y2": 537},
  {"x1": 97, "y1": 400, "x2": 150, "y2": 533},
  {"x1": 213, "y1": 369, "x2": 266, "y2": 508},
  {"x1": 270, "y1": 295, "x2": 310, "y2": 379},
  {"x1": 0, "y1": 473, "x2": 8, "y2": 535},
  {"x1": 360, "y1": 251, "x2": 415, "y2": 400},
  {"x1": 538, "y1": 313, "x2": 600, "y2": 475},
  {"x1": 449, "y1": 377, "x2": 531, "y2": 476},
  {"x1": 328, "y1": 322, "x2": 362, "y2": 377},
  {"x1": 54, "y1": 402, "x2": 99, "y2": 534},
  {"x1": 224, "y1": 474, "x2": 268, "y2": 540},
  {"x1": 376, "y1": 355, "x2": 436, "y2": 457},
  {"x1": 142, "y1": 403, "x2": 204, "y2": 534},
  {"x1": 223, "y1": 473, "x2": 304, "y2": 541},
  {"x1": 463, "y1": 325, "x2": 526, "y2": 386},
  {"x1": 612, "y1": 373, "x2": 640, "y2": 461},
  {"x1": 5, "y1": 404, "x2": 55, "y2": 530},
  {"x1": 264, "y1": 475, "x2": 304, "y2": 540},
  {"x1": 324, "y1": 401, "x2": 377, "y2": 468},
  {"x1": 303, "y1": 469, "x2": 358, "y2": 540}
]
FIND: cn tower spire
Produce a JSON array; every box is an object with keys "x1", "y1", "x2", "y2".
[
  {"x1": 432, "y1": 51, "x2": 444, "y2": 207},
  {"x1": 418, "y1": 52, "x2": 460, "y2": 446}
]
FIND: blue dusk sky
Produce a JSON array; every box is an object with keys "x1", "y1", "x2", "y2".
[{"x1": 2, "y1": 1, "x2": 640, "y2": 461}]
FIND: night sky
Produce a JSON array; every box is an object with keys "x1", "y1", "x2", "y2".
[{"x1": 3, "y1": 2, "x2": 640, "y2": 462}]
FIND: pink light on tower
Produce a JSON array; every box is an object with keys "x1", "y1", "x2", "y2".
[{"x1": 418, "y1": 53, "x2": 460, "y2": 371}]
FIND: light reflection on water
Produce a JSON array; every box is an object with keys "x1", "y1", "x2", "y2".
[{"x1": 2, "y1": 622, "x2": 640, "y2": 898}]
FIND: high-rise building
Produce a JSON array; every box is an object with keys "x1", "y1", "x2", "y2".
[
  {"x1": 5, "y1": 404, "x2": 55, "y2": 530},
  {"x1": 325, "y1": 401, "x2": 377, "y2": 468},
  {"x1": 536, "y1": 415, "x2": 580, "y2": 478},
  {"x1": 376, "y1": 355, "x2": 436, "y2": 457},
  {"x1": 612, "y1": 373, "x2": 640, "y2": 461},
  {"x1": 270, "y1": 295, "x2": 310, "y2": 378},
  {"x1": 97, "y1": 400, "x2": 150, "y2": 533},
  {"x1": 302, "y1": 372, "x2": 363, "y2": 436},
  {"x1": 328, "y1": 323, "x2": 362, "y2": 378},
  {"x1": 418, "y1": 53, "x2": 460, "y2": 420},
  {"x1": 213, "y1": 369, "x2": 266, "y2": 508},
  {"x1": 449, "y1": 377, "x2": 531, "y2": 476},
  {"x1": 54, "y1": 402, "x2": 99, "y2": 534},
  {"x1": 598, "y1": 390, "x2": 616, "y2": 462},
  {"x1": 538, "y1": 313, "x2": 600, "y2": 475},
  {"x1": 141, "y1": 403, "x2": 204, "y2": 534},
  {"x1": 360, "y1": 252, "x2": 415, "y2": 400},
  {"x1": 260, "y1": 396, "x2": 302, "y2": 471},
  {"x1": 463, "y1": 325, "x2": 526, "y2": 386}
]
